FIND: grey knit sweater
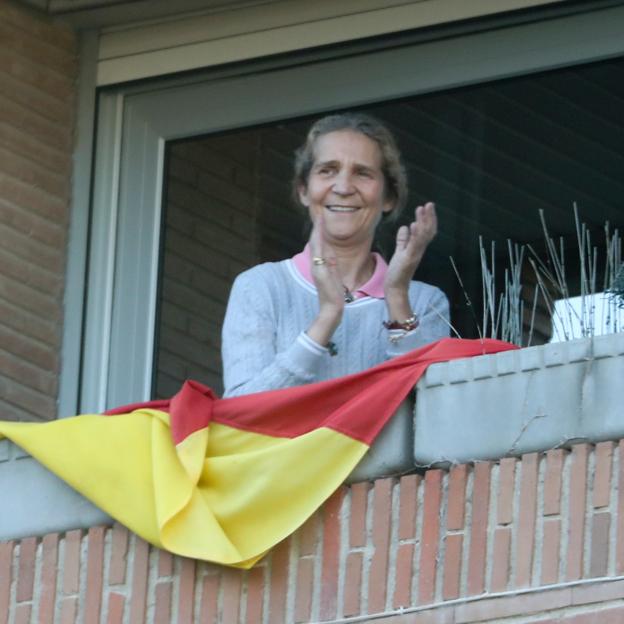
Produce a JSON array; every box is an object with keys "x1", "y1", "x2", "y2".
[{"x1": 221, "y1": 259, "x2": 450, "y2": 397}]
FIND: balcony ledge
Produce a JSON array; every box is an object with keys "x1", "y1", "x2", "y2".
[{"x1": 1, "y1": 332, "x2": 622, "y2": 541}]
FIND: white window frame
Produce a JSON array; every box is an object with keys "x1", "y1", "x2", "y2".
[{"x1": 69, "y1": 3, "x2": 624, "y2": 413}]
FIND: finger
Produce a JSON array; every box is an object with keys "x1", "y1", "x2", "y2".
[
  {"x1": 413, "y1": 202, "x2": 437, "y2": 237},
  {"x1": 395, "y1": 224, "x2": 410, "y2": 251},
  {"x1": 309, "y1": 212, "x2": 325, "y2": 258}
]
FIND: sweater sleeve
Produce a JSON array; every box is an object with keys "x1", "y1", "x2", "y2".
[
  {"x1": 385, "y1": 283, "x2": 451, "y2": 358},
  {"x1": 221, "y1": 269, "x2": 327, "y2": 397}
]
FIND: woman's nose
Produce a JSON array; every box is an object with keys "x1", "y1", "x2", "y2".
[{"x1": 332, "y1": 170, "x2": 355, "y2": 194}]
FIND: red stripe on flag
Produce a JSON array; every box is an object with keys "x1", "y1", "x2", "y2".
[{"x1": 104, "y1": 339, "x2": 516, "y2": 447}]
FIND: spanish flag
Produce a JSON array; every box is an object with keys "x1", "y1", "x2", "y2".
[{"x1": 0, "y1": 338, "x2": 514, "y2": 568}]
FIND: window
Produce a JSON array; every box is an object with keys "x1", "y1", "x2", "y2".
[{"x1": 76, "y1": 3, "x2": 624, "y2": 411}]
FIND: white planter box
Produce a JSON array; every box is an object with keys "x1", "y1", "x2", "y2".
[{"x1": 413, "y1": 333, "x2": 624, "y2": 466}]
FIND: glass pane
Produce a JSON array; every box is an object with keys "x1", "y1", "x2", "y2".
[{"x1": 153, "y1": 56, "x2": 624, "y2": 398}]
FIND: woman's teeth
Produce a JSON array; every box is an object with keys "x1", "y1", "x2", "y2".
[{"x1": 326, "y1": 206, "x2": 358, "y2": 212}]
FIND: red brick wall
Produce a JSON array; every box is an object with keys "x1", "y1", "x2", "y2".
[
  {"x1": 0, "y1": 0, "x2": 77, "y2": 421},
  {"x1": 2, "y1": 440, "x2": 623, "y2": 622}
]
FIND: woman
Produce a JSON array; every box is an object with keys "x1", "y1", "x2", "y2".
[{"x1": 221, "y1": 113, "x2": 450, "y2": 397}]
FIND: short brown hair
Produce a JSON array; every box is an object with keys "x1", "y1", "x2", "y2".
[{"x1": 292, "y1": 113, "x2": 408, "y2": 221}]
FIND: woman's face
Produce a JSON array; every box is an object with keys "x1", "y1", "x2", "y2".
[{"x1": 298, "y1": 130, "x2": 394, "y2": 247}]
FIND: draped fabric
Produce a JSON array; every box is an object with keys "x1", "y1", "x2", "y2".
[{"x1": 0, "y1": 338, "x2": 515, "y2": 568}]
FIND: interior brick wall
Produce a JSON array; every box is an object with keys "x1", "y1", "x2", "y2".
[
  {"x1": 1, "y1": 439, "x2": 623, "y2": 623},
  {"x1": 0, "y1": 0, "x2": 77, "y2": 421},
  {"x1": 155, "y1": 127, "x2": 306, "y2": 398}
]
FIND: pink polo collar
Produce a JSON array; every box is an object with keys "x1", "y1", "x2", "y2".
[{"x1": 292, "y1": 243, "x2": 387, "y2": 299}]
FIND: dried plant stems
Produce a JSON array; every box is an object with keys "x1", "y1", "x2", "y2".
[{"x1": 450, "y1": 205, "x2": 623, "y2": 346}]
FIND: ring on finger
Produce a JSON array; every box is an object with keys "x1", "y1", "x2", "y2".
[{"x1": 312, "y1": 256, "x2": 326, "y2": 266}]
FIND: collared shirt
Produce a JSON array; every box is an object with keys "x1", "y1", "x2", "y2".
[{"x1": 291, "y1": 243, "x2": 388, "y2": 300}]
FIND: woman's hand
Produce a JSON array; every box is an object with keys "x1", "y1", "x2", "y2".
[
  {"x1": 384, "y1": 202, "x2": 437, "y2": 320},
  {"x1": 306, "y1": 214, "x2": 345, "y2": 347}
]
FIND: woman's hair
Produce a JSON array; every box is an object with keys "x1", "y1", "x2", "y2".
[{"x1": 292, "y1": 113, "x2": 408, "y2": 221}]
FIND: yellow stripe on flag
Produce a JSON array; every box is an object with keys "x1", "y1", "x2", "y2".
[{"x1": 0, "y1": 411, "x2": 366, "y2": 568}]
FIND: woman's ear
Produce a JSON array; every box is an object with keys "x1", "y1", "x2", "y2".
[
  {"x1": 382, "y1": 196, "x2": 395, "y2": 215},
  {"x1": 298, "y1": 184, "x2": 310, "y2": 207}
]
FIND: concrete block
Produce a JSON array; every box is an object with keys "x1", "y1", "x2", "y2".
[{"x1": 414, "y1": 333, "x2": 624, "y2": 466}]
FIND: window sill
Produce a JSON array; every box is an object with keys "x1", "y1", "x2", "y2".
[{"x1": 0, "y1": 439, "x2": 111, "y2": 541}]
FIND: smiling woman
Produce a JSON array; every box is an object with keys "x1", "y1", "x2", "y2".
[{"x1": 221, "y1": 113, "x2": 450, "y2": 397}]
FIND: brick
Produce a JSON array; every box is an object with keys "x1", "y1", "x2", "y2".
[
  {"x1": 0, "y1": 348, "x2": 58, "y2": 396},
  {"x1": 157, "y1": 549, "x2": 173, "y2": 578},
  {"x1": 516, "y1": 452, "x2": 539, "y2": 587},
  {"x1": 593, "y1": 442, "x2": 614, "y2": 509},
  {"x1": 419, "y1": 469, "x2": 443, "y2": 605},
  {"x1": 0, "y1": 221, "x2": 63, "y2": 278},
  {"x1": 14, "y1": 604, "x2": 31, "y2": 624},
  {"x1": 16, "y1": 536, "x2": 37, "y2": 602},
  {"x1": 399, "y1": 605, "x2": 455, "y2": 623},
  {"x1": 349, "y1": 481, "x2": 370, "y2": 547},
  {"x1": 497, "y1": 457, "x2": 516, "y2": 525},
  {"x1": 268, "y1": 538, "x2": 290, "y2": 624},
  {"x1": 398, "y1": 474, "x2": 420, "y2": 540},
  {"x1": 589, "y1": 511, "x2": 610, "y2": 578},
  {"x1": 566, "y1": 444, "x2": 588, "y2": 581},
  {"x1": 62, "y1": 530, "x2": 82, "y2": 594},
  {"x1": 0, "y1": 66, "x2": 73, "y2": 127},
  {"x1": 0, "y1": 375, "x2": 57, "y2": 420},
  {"x1": 0, "y1": 293, "x2": 59, "y2": 346},
  {"x1": 571, "y1": 578, "x2": 624, "y2": 605},
  {"x1": 0, "y1": 22, "x2": 76, "y2": 77},
  {"x1": 59, "y1": 597, "x2": 77, "y2": 624},
  {"x1": 340, "y1": 552, "x2": 362, "y2": 617},
  {"x1": 0, "y1": 197, "x2": 64, "y2": 248},
  {"x1": 85, "y1": 527, "x2": 105, "y2": 624},
  {"x1": 467, "y1": 462, "x2": 491, "y2": 596},
  {"x1": 319, "y1": 489, "x2": 345, "y2": 620},
  {"x1": 38, "y1": 533, "x2": 59, "y2": 624},
  {"x1": 0, "y1": 541, "x2": 13, "y2": 624},
  {"x1": 0, "y1": 175, "x2": 67, "y2": 224},
  {"x1": 368, "y1": 478, "x2": 393, "y2": 614},
  {"x1": 0, "y1": 273, "x2": 59, "y2": 324},
  {"x1": 0, "y1": 324, "x2": 57, "y2": 372},
  {"x1": 442, "y1": 533, "x2": 462, "y2": 600},
  {"x1": 199, "y1": 574, "x2": 220, "y2": 624},
  {"x1": 294, "y1": 557, "x2": 314, "y2": 622},
  {"x1": 109, "y1": 524, "x2": 129, "y2": 585},
  {"x1": 490, "y1": 527, "x2": 511, "y2": 593},
  {"x1": 1, "y1": 3, "x2": 75, "y2": 50},
  {"x1": 298, "y1": 512, "x2": 320, "y2": 557},
  {"x1": 447, "y1": 465, "x2": 467, "y2": 530},
  {"x1": 129, "y1": 537, "x2": 150, "y2": 624},
  {"x1": 617, "y1": 440, "x2": 624, "y2": 574},
  {"x1": 543, "y1": 449, "x2": 565, "y2": 516},
  {"x1": 245, "y1": 567, "x2": 265, "y2": 624},
  {"x1": 562, "y1": 606, "x2": 624, "y2": 623},
  {"x1": 0, "y1": 93, "x2": 73, "y2": 155},
  {"x1": 221, "y1": 568, "x2": 242, "y2": 624},
  {"x1": 177, "y1": 557, "x2": 196, "y2": 624},
  {"x1": 0, "y1": 115, "x2": 72, "y2": 177},
  {"x1": 0, "y1": 145, "x2": 69, "y2": 201},
  {"x1": 455, "y1": 586, "x2": 572, "y2": 623},
  {"x1": 154, "y1": 583, "x2": 172, "y2": 624},
  {"x1": 393, "y1": 543, "x2": 414, "y2": 609},
  {"x1": 106, "y1": 592, "x2": 125, "y2": 624},
  {"x1": 541, "y1": 518, "x2": 561, "y2": 585}
]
